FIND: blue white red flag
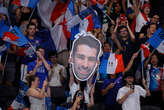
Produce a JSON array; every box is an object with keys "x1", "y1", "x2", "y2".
[
  {"x1": 12, "y1": 0, "x2": 38, "y2": 8},
  {"x1": 148, "y1": 28, "x2": 164, "y2": 54},
  {"x1": 141, "y1": 44, "x2": 150, "y2": 65},
  {"x1": 2, "y1": 26, "x2": 28, "y2": 46}
]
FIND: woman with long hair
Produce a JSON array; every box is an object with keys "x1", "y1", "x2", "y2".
[{"x1": 26, "y1": 75, "x2": 48, "y2": 110}]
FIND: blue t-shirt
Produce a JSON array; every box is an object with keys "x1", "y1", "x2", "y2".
[
  {"x1": 149, "y1": 67, "x2": 163, "y2": 91},
  {"x1": 27, "y1": 60, "x2": 51, "y2": 88},
  {"x1": 101, "y1": 73, "x2": 124, "y2": 105},
  {"x1": 21, "y1": 36, "x2": 41, "y2": 65}
]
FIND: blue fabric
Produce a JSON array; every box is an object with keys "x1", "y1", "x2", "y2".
[
  {"x1": 101, "y1": 73, "x2": 124, "y2": 105},
  {"x1": 0, "y1": 19, "x2": 10, "y2": 38},
  {"x1": 99, "y1": 52, "x2": 110, "y2": 80},
  {"x1": 28, "y1": 0, "x2": 38, "y2": 8},
  {"x1": 21, "y1": 36, "x2": 41, "y2": 65},
  {"x1": 148, "y1": 28, "x2": 164, "y2": 49},
  {"x1": 7, "y1": 26, "x2": 28, "y2": 46},
  {"x1": 27, "y1": 60, "x2": 51, "y2": 88},
  {"x1": 149, "y1": 67, "x2": 161, "y2": 91},
  {"x1": 56, "y1": 106, "x2": 68, "y2": 110},
  {"x1": 45, "y1": 97, "x2": 52, "y2": 110},
  {"x1": 36, "y1": 29, "x2": 56, "y2": 53}
]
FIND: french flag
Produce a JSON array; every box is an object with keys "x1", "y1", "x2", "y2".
[
  {"x1": 68, "y1": 5, "x2": 102, "y2": 40},
  {"x1": 148, "y1": 28, "x2": 164, "y2": 54},
  {"x1": 12, "y1": 0, "x2": 38, "y2": 8},
  {"x1": 2, "y1": 26, "x2": 28, "y2": 46},
  {"x1": 141, "y1": 44, "x2": 150, "y2": 64},
  {"x1": 107, "y1": 53, "x2": 125, "y2": 74}
]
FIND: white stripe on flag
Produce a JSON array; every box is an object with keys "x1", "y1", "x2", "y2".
[
  {"x1": 21, "y1": 0, "x2": 29, "y2": 7},
  {"x1": 107, "y1": 53, "x2": 118, "y2": 74},
  {"x1": 157, "y1": 40, "x2": 164, "y2": 54}
]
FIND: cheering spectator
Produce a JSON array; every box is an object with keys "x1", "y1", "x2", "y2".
[
  {"x1": 144, "y1": 53, "x2": 164, "y2": 109},
  {"x1": 116, "y1": 72, "x2": 150, "y2": 110},
  {"x1": 48, "y1": 51, "x2": 67, "y2": 109},
  {"x1": 27, "y1": 46, "x2": 51, "y2": 88},
  {"x1": 27, "y1": 75, "x2": 49, "y2": 110}
]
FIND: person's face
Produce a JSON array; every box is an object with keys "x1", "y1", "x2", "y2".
[
  {"x1": 119, "y1": 28, "x2": 128, "y2": 37},
  {"x1": 21, "y1": 6, "x2": 31, "y2": 13},
  {"x1": 125, "y1": 76, "x2": 134, "y2": 85},
  {"x1": 151, "y1": 55, "x2": 158, "y2": 66},
  {"x1": 115, "y1": 3, "x2": 121, "y2": 13},
  {"x1": 31, "y1": 19, "x2": 38, "y2": 27},
  {"x1": 72, "y1": 44, "x2": 97, "y2": 80},
  {"x1": 38, "y1": 48, "x2": 45, "y2": 57},
  {"x1": 0, "y1": 13, "x2": 7, "y2": 21},
  {"x1": 149, "y1": 24, "x2": 156, "y2": 34},
  {"x1": 103, "y1": 43, "x2": 111, "y2": 53},
  {"x1": 27, "y1": 25, "x2": 36, "y2": 36},
  {"x1": 33, "y1": 77, "x2": 40, "y2": 87},
  {"x1": 143, "y1": 7, "x2": 150, "y2": 15},
  {"x1": 50, "y1": 55, "x2": 57, "y2": 64},
  {"x1": 15, "y1": 8, "x2": 21, "y2": 17},
  {"x1": 151, "y1": 15, "x2": 159, "y2": 24}
]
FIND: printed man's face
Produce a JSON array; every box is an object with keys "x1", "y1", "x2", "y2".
[{"x1": 72, "y1": 44, "x2": 97, "y2": 80}]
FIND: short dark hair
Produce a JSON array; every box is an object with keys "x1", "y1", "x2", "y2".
[
  {"x1": 48, "y1": 51, "x2": 58, "y2": 58},
  {"x1": 118, "y1": 26, "x2": 127, "y2": 33},
  {"x1": 36, "y1": 46, "x2": 44, "y2": 51},
  {"x1": 27, "y1": 23, "x2": 36, "y2": 29},
  {"x1": 71, "y1": 34, "x2": 101, "y2": 57}
]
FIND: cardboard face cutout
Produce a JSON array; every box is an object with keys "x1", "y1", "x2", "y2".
[{"x1": 70, "y1": 32, "x2": 101, "y2": 81}]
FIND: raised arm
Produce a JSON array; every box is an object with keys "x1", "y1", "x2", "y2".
[{"x1": 36, "y1": 51, "x2": 51, "y2": 71}]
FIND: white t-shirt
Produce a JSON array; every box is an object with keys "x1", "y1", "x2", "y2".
[
  {"x1": 117, "y1": 85, "x2": 146, "y2": 110},
  {"x1": 49, "y1": 64, "x2": 67, "y2": 87},
  {"x1": 69, "y1": 82, "x2": 91, "y2": 104}
]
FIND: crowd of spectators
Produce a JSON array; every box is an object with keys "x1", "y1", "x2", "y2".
[{"x1": 0, "y1": 0, "x2": 164, "y2": 110}]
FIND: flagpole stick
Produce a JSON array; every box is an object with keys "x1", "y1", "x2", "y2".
[
  {"x1": 141, "y1": 48, "x2": 156, "y2": 80},
  {"x1": 28, "y1": 41, "x2": 36, "y2": 52},
  {"x1": 2, "y1": 53, "x2": 8, "y2": 77},
  {"x1": 28, "y1": 8, "x2": 36, "y2": 23}
]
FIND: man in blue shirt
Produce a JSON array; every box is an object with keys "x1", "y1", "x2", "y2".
[{"x1": 28, "y1": 46, "x2": 51, "y2": 88}]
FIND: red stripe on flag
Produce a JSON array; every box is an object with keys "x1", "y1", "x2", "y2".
[
  {"x1": 12, "y1": 0, "x2": 21, "y2": 6},
  {"x1": 86, "y1": 15, "x2": 94, "y2": 32},
  {"x1": 141, "y1": 44, "x2": 150, "y2": 58},
  {"x1": 59, "y1": 17, "x2": 71, "y2": 39},
  {"x1": 17, "y1": 47, "x2": 27, "y2": 56},
  {"x1": 115, "y1": 54, "x2": 125, "y2": 74},
  {"x1": 3, "y1": 32, "x2": 19, "y2": 41},
  {"x1": 50, "y1": 1, "x2": 69, "y2": 23}
]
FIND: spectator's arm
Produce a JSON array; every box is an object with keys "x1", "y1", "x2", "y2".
[
  {"x1": 69, "y1": 65, "x2": 74, "y2": 87},
  {"x1": 127, "y1": 21, "x2": 136, "y2": 42},
  {"x1": 117, "y1": 88, "x2": 134, "y2": 104},
  {"x1": 88, "y1": 86, "x2": 95, "y2": 107},
  {"x1": 107, "y1": 0, "x2": 114, "y2": 15},
  {"x1": 59, "y1": 68, "x2": 66, "y2": 83},
  {"x1": 142, "y1": 78, "x2": 151, "y2": 96},
  {"x1": 101, "y1": 83, "x2": 115, "y2": 96},
  {"x1": 37, "y1": 51, "x2": 51, "y2": 71},
  {"x1": 122, "y1": 0, "x2": 127, "y2": 13},
  {"x1": 111, "y1": 32, "x2": 124, "y2": 51},
  {"x1": 28, "y1": 80, "x2": 47, "y2": 98},
  {"x1": 49, "y1": 68, "x2": 54, "y2": 81},
  {"x1": 124, "y1": 52, "x2": 139, "y2": 73}
]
